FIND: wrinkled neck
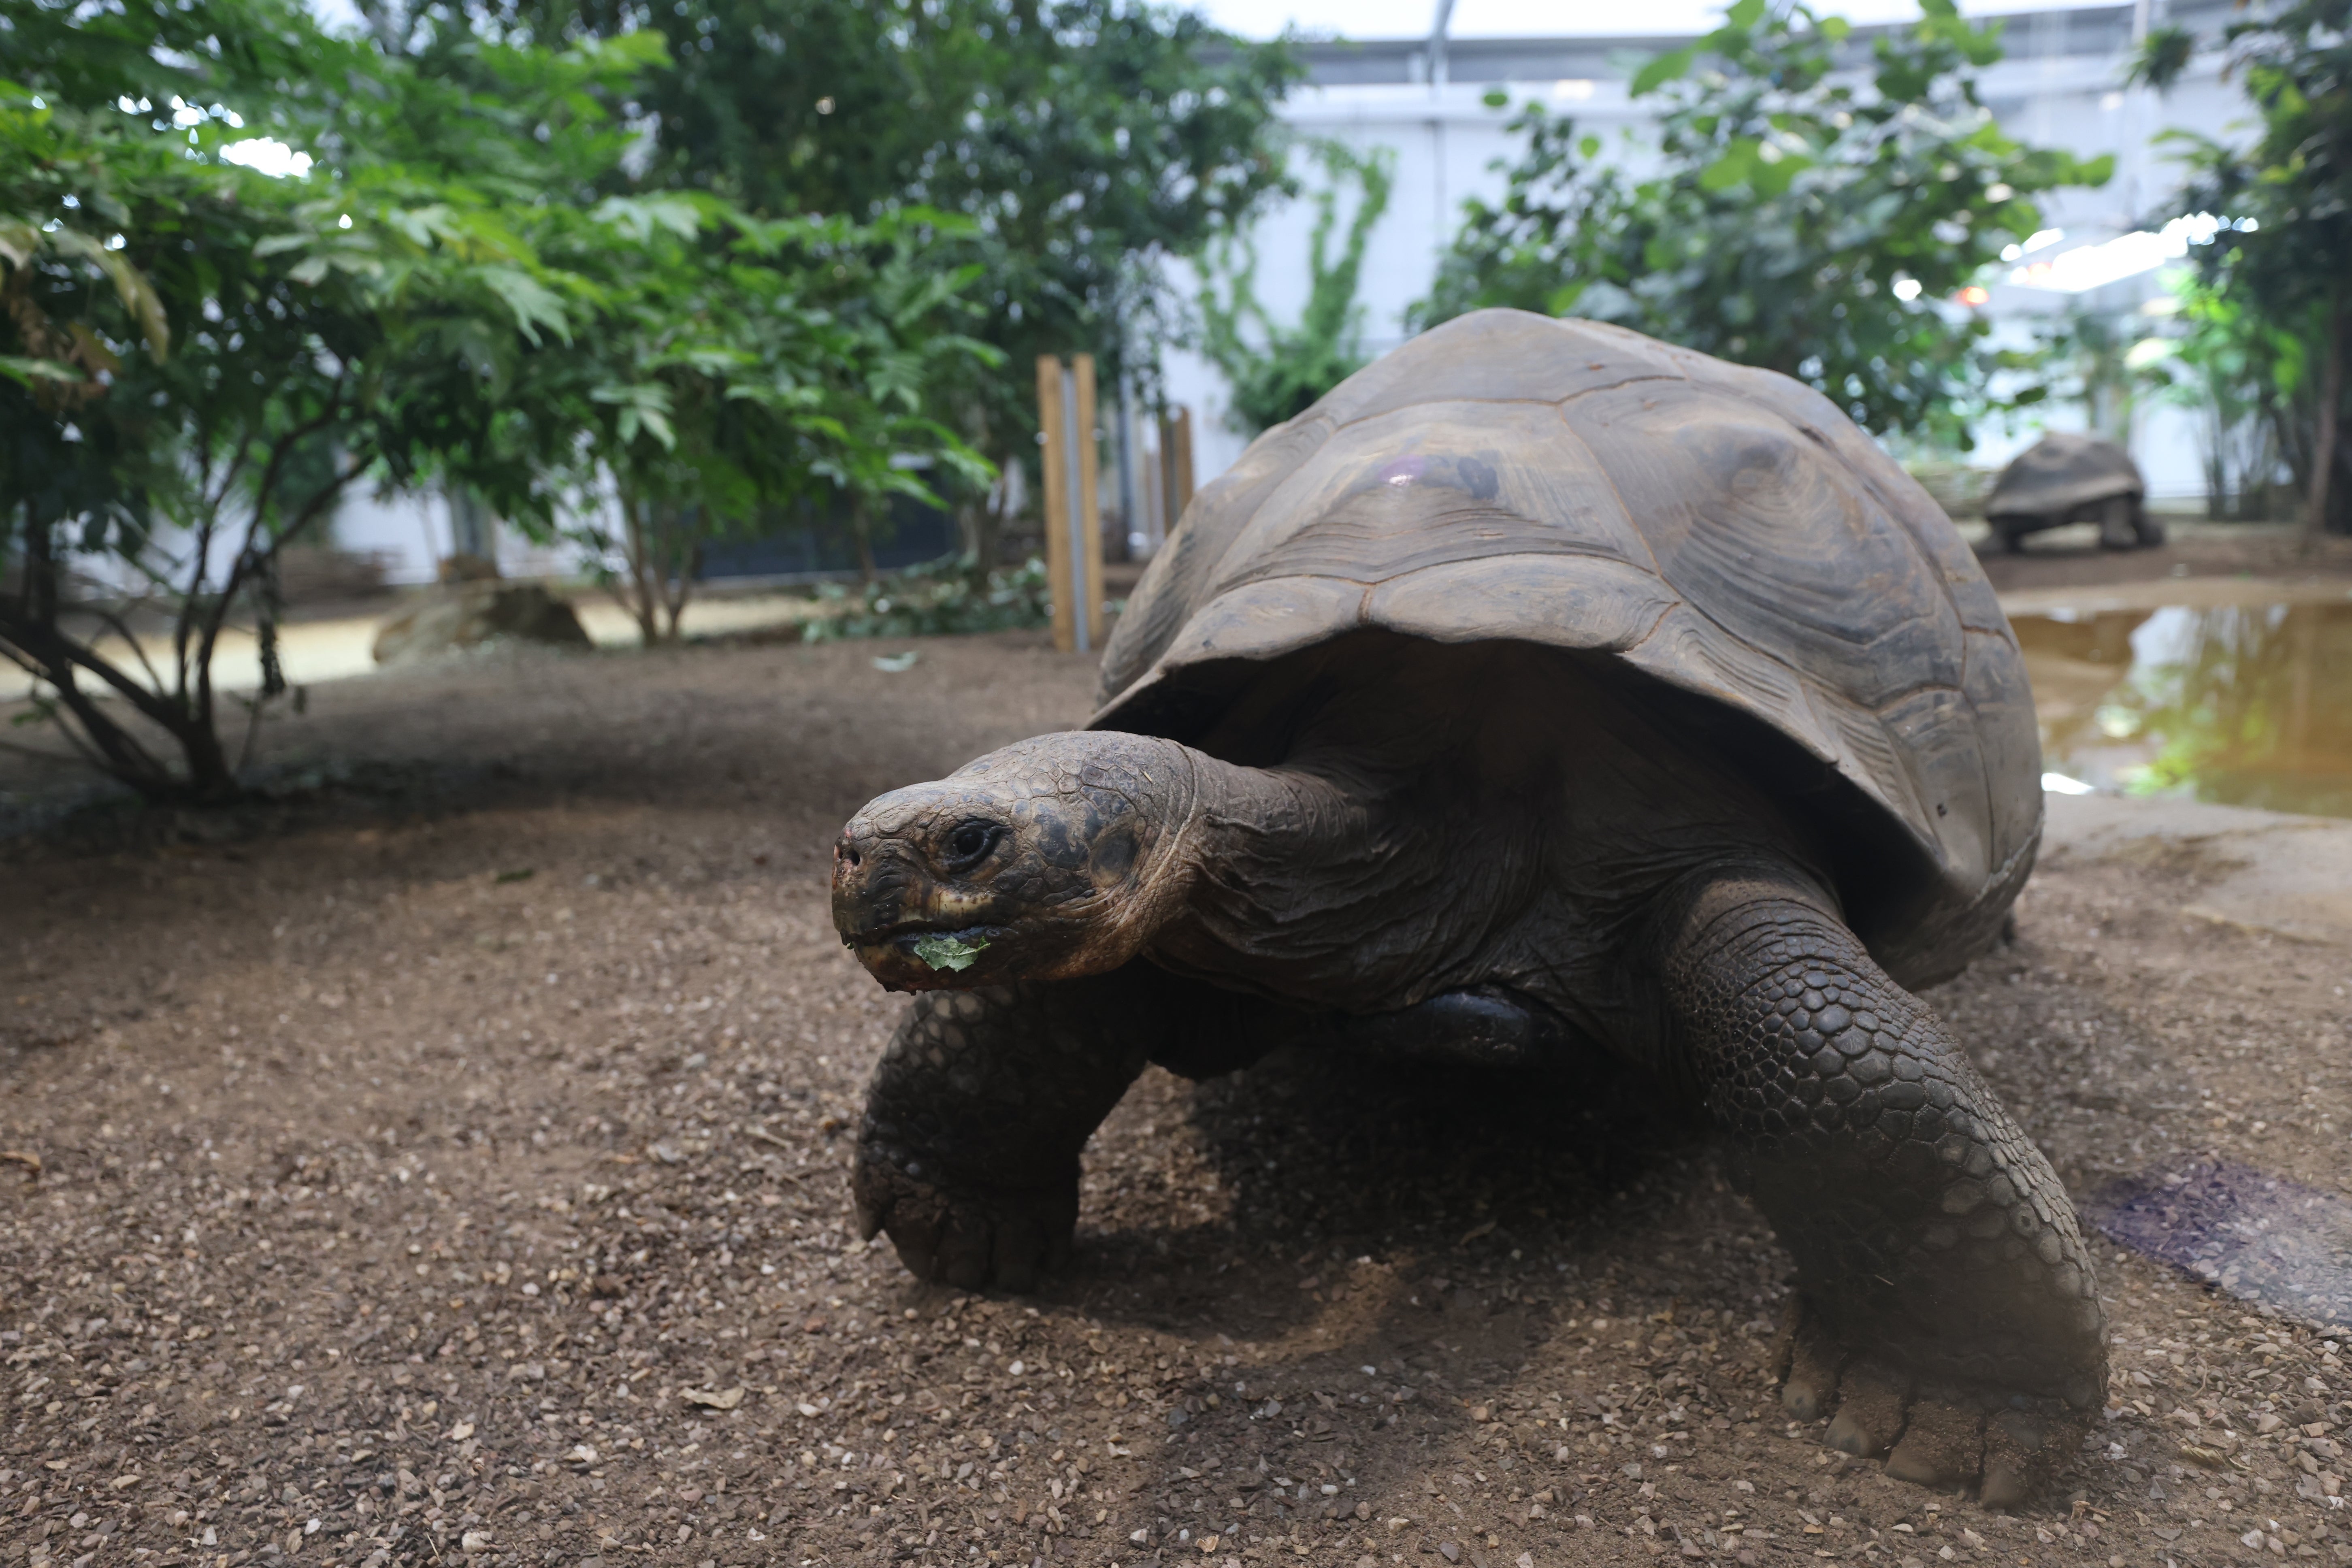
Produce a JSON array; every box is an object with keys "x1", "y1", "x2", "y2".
[{"x1": 1144, "y1": 744, "x2": 1499, "y2": 1004}]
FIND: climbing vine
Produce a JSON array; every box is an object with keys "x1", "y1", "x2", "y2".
[{"x1": 1196, "y1": 140, "x2": 1394, "y2": 435}]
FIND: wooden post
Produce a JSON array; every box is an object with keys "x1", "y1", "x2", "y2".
[
  {"x1": 1072, "y1": 354, "x2": 1104, "y2": 649},
  {"x1": 1160, "y1": 405, "x2": 1196, "y2": 533},
  {"x1": 1038, "y1": 354, "x2": 1105, "y2": 654},
  {"x1": 1036, "y1": 355, "x2": 1073, "y2": 652}
]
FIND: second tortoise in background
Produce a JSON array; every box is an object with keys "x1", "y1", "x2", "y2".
[
  {"x1": 1986, "y1": 431, "x2": 2162, "y2": 552},
  {"x1": 830, "y1": 309, "x2": 2103, "y2": 1505}
]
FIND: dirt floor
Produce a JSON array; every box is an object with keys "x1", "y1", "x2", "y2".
[
  {"x1": 5, "y1": 542, "x2": 2352, "y2": 1568},
  {"x1": 1968, "y1": 521, "x2": 2352, "y2": 597}
]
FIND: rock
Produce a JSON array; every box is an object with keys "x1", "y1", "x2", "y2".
[{"x1": 371, "y1": 582, "x2": 590, "y2": 665}]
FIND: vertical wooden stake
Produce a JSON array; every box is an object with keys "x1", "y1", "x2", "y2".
[
  {"x1": 1071, "y1": 354, "x2": 1104, "y2": 652},
  {"x1": 1036, "y1": 355, "x2": 1075, "y2": 653},
  {"x1": 1160, "y1": 405, "x2": 1196, "y2": 532},
  {"x1": 1038, "y1": 354, "x2": 1105, "y2": 654}
]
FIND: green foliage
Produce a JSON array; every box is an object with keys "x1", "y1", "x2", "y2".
[
  {"x1": 912, "y1": 932, "x2": 989, "y2": 971},
  {"x1": 2138, "y1": 277, "x2": 2305, "y2": 520},
  {"x1": 1, "y1": 0, "x2": 630, "y2": 798},
  {"x1": 1412, "y1": 0, "x2": 2112, "y2": 444},
  {"x1": 2038, "y1": 307, "x2": 2143, "y2": 445},
  {"x1": 0, "y1": 0, "x2": 998, "y2": 798},
  {"x1": 462, "y1": 0, "x2": 1304, "y2": 558},
  {"x1": 554, "y1": 200, "x2": 1000, "y2": 642},
  {"x1": 801, "y1": 555, "x2": 1052, "y2": 642},
  {"x1": 2133, "y1": 1, "x2": 2351, "y2": 536},
  {"x1": 1196, "y1": 140, "x2": 1394, "y2": 435}
]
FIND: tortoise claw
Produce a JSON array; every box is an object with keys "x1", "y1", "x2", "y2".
[
  {"x1": 852, "y1": 1140, "x2": 1075, "y2": 1293},
  {"x1": 1775, "y1": 1299, "x2": 2096, "y2": 1506}
]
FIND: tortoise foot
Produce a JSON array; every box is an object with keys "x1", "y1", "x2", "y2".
[
  {"x1": 852, "y1": 1145, "x2": 1076, "y2": 1293},
  {"x1": 1777, "y1": 1300, "x2": 2098, "y2": 1508}
]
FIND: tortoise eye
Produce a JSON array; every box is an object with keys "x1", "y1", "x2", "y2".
[{"x1": 942, "y1": 820, "x2": 1003, "y2": 870}]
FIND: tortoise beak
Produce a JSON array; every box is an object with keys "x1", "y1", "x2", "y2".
[{"x1": 830, "y1": 821, "x2": 1001, "y2": 991}]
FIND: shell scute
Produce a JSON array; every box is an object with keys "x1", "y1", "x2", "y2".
[
  {"x1": 1365, "y1": 554, "x2": 1677, "y2": 655},
  {"x1": 1093, "y1": 310, "x2": 2039, "y2": 967},
  {"x1": 1555, "y1": 386, "x2": 1967, "y2": 714},
  {"x1": 1211, "y1": 403, "x2": 1657, "y2": 595},
  {"x1": 1310, "y1": 310, "x2": 1686, "y2": 428}
]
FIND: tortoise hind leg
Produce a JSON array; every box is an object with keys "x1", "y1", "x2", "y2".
[{"x1": 1653, "y1": 865, "x2": 2107, "y2": 1505}]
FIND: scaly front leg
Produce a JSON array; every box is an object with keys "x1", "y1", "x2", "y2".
[
  {"x1": 1656, "y1": 868, "x2": 2107, "y2": 1506},
  {"x1": 853, "y1": 967, "x2": 1166, "y2": 1291}
]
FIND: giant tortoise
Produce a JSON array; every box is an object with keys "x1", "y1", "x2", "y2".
[
  {"x1": 829, "y1": 309, "x2": 2106, "y2": 1503},
  {"x1": 1986, "y1": 430, "x2": 2161, "y2": 551}
]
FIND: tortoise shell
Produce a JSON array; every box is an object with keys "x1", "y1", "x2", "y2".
[
  {"x1": 1090, "y1": 310, "x2": 2042, "y2": 988},
  {"x1": 1986, "y1": 432, "x2": 2145, "y2": 522}
]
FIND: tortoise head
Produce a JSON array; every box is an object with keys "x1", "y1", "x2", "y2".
[{"x1": 831, "y1": 732, "x2": 1199, "y2": 991}]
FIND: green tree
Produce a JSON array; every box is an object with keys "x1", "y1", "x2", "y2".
[
  {"x1": 2, "y1": 0, "x2": 985, "y2": 795},
  {"x1": 1412, "y1": 0, "x2": 2111, "y2": 445},
  {"x1": 2039, "y1": 305, "x2": 2146, "y2": 445},
  {"x1": 561, "y1": 202, "x2": 999, "y2": 640},
  {"x1": 449, "y1": 0, "x2": 1302, "y2": 564},
  {"x1": 2140, "y1": 277, "x2": 2303, "y2": 520},
  {"x1": 1, "y1": 4, "x2": 631, "y2": 799},
  {"x1": 1196, "y1": 140, "x2": 1394, "y2": 435},
  {"x1": 2135, "y1": 0, "x2": 2352, "y2": 538}
]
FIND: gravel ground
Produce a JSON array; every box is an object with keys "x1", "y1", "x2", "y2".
[{"x1": 3, "y1": 628, "x2": 2351, "y2": 1568}]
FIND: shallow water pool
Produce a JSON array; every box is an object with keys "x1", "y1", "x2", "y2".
[{"x1": 2011, "y1": 586, "x2": 2352, "y2": 820}]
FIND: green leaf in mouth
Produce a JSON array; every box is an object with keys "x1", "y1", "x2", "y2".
[{"x1": 912, "y1": 933, "x2": 989, "y2": 972}]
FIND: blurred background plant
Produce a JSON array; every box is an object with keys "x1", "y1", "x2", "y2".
[
  {"x1": 801, "y1": 555, "x2": 1054, "y2": 643},
  {"x1": 1412, "y1": 0, "x2": 2112, "y2": 449},
  {"x1": 2135, "y1": 279, "x2": 2306, "y2": 522},
  {"x1": 2134, "y1": 0, "x2": 2351, "y2": 539},
  {"x1": 433, "y1": 0, "x2": 1304, "y2": 568},
  {"x1": 0, "y1": 0, "x2": 1019, "y2": 797},
  {"x1": 2039, "y1": 305, "x2": 2143, "y2": 446},
  {"x1": 1195, "y1": 139, "x2": 1394, "y2": 435}
]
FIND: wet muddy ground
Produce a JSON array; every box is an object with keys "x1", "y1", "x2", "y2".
[
  {"x1": 2013, "y1": 585, "x2": 2352, "y2": 820},
  {"x1": 4, "y1": 626, "x2": 2352, "y2": 1568}
]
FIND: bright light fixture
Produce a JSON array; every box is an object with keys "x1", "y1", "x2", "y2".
[
  {"x1": 2000, "y1": 228, "x2": 2068, "y2": 264},
  {"x1": 2007, "y1": 214, "x2": 2230, "y2": 294},
  {"x1": 220, "y1": 139, "x2": 314, "y2": 179}
]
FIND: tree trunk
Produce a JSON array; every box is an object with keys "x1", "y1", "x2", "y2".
[
  {"x1": 173, "y1": 688, "x2": 238, "y2": 800},
  {"x1": 853, "y1": 499, "x2": 878, "y2": 586},
  {"x1": 2308, "y1": 293, "x2": 2345, "y2": 547},
  {"x1": 2, "y1": 507, "x2": 219, "y2": 801},
  {"x1": 660, "y1": 516, "x2": 700, "y2": 645},
  {"x1": 969, "y1": 405, "x2": 1001, "y2": 573},
  {"x1": 622, "y1": 497, "x2": 660, "y2": 647}
]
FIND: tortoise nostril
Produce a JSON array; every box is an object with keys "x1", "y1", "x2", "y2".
[{"x1": 845, "y1": 848, "x2": 862, "y2": 869}]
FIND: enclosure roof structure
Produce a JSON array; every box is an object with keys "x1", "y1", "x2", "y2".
[{"x1": 1202, "y1": 0, "x2": 2238, "y2": 86}]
